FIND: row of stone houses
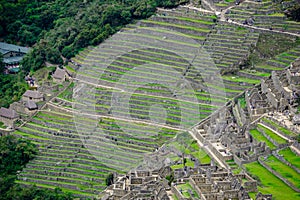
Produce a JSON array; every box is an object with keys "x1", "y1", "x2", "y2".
[
  {"x1": 0, "y1": 90, "x2": 44, "y2": 128},
  {"x1": 0, "y1": 107, "x2": 19, "y2": 128},
  {"x1": 102, "y1": 167, "x2": 172, "y2": 200},
  {"x1": 0, "y1": 65, "x2": 74, "y2": 129}
]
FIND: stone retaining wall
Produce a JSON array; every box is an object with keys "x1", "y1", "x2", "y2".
[{"x1": 171, "y1": 185, "x2": 189, "y2": 200}]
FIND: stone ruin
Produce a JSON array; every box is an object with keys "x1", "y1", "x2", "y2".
[
  {"x1": 189, "y1": 168, "x2": 255, "y2": 200},
  {"x1": 102, "y1": 167, "x2": 171, "y2": 200}
]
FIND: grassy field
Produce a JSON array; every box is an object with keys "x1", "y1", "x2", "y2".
[
  {"x1": 245, "y1": 162, "x2": 300, "y2": 199},
  {"x1": 262, "y1": 118, "x2": 297, "y2": 137},
  {"x1": 265, "y1": 155, "x2": 300, "y2": 189},
  {"x1": 279, "y1": 148, "x2": 300, "y2": 169},
  {"x1": 222, "y1": 75, "x2": 261, "y2": 85},
  {"x1": 167, "y1": 133, "x2": 211, "y2": 167},
  {"x1": 249, "y1": 129, "x2": 276, "y2": 150},
  {"x1": 258, "y1": 124, "x2": 287, "y2": 144}
]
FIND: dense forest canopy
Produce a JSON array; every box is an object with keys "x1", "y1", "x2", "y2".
[
  {"x1": 0, "y1": 0, "x2": 188, "y2": 72},
  {"x1": 0, "y1": 0, "x2": 187, "y2": 108}
]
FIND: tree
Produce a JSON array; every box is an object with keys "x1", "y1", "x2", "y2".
[
  {"x1": 285, "y1": 5, "x2": 300, "y2": 22},
  {"x1": 0, "y1": 53, "x2": 4, "y2": 73},
  {"x1": 105, "y1": 173, "x2": 114, "y2": 186},
  {"x1": 0, "y1": 135, "x2": 37, "y2": 175},
  {"x1": 165, "y1": 172, "x2": 174, "y2": 186}
]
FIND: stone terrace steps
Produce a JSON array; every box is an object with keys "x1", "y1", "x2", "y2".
[
  {"x1": 14, "y1": 108, "x2": 173, "y2": 197},
  {"x1": 255, "y1": 45, "x2": 300, "y2": 74},
  {"x1": 226, "y1": 0, "x2": 300, "y2": 33}
]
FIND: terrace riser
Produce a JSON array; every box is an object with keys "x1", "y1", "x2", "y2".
[
  {"x1": 18, "y1": 178, "x2": 99, "y2": 194},
  {"x1": 25, "y1": 122, "x2": 157, "y2": 151},
  {"x1": 266, "y1": 60, "x2": 288, "y2": 68},
  {"x1": 224, "y1": 83, "x2": 251, "y2": 91},
  {"x1": 21, "y1": 171, "x2": 104, "y2": 182},
  {"x1": 150, "y1": 16, "x2": 213, "y2": 29},
  {"x1": 237, "y1": 71, "x2": 265, "y2": 80},
  {"x1": 139, "y1": 22, "x2": 209, "y2": 37},
  {"x1": 18, "y1": 184, "x2": 94, "y2": 199},
  {"x1": 23, "y1": 166, "x2": 106, "y2": 178}
]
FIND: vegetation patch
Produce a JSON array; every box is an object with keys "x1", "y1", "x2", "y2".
[
  {"x1": 247, "y1": 33, "x2": 300, "y2": 65},
  {"x1": 262, "y1": 118, "x2": 297, "y2": 137},
  {"x1": 258, "y1": 124, "x2": 287, "y2": 144},
  {"x1": 249, "y1": 129, "x2": 276, "y2": 150},
  {"x1": 176, "y1": 182, "x2": 199, "y2": 198},
  {"x1": 245, "y1": 161, "x2": 300, "y2": 199},
  {"x1": 265, "y1": 155, "x2": 300, "y2": 189},
  {"x1": 279, "y1": 147, "x2": 300, "y2": 170}
]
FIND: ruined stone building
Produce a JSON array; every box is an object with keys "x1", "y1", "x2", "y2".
[{"x1": 0, "y1": 107, "x2": 19, "y2": 128}]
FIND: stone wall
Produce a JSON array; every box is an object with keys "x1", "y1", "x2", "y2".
[
  {"x1": 0, "y1": 116, "x2": 16, "y2": 128},
  {"x1": 171, "y1": 185, "x2": 189, "y2": 200},
  {"x1": 0, "y1": 129, "x2": 14, "y2": 136},
  {"x1": 22, "y1": 96, "x2": 44, "y2": 103},
  {"x1": 39, "y1": 81, "x2": 59, "y2": 95},
  {"x1": 261, "y1": 80, "x2": 279, "y2": 109},
  {"x1": 287, "y1": 69, "x2": 300, "y2": 85},
  {"x1": 291, "y1": 142, "x2": 300, "y2": 156}
]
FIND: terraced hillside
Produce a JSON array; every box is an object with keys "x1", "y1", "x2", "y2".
[
  {"x1": 14, "y1": 108, "x2": 178, "y2": 198},
  {"x1": 226, "y1": 0, "x2": 300, "y2": 33},
  {"x1": 12, "y1": 3, "x2": 300, "y2": 199}
]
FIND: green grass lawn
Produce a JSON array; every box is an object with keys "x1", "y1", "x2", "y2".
[
  {"x1": 265, "y1": 155, "x2": 300, "y2": 189},
  {"x1": 245, "y1": 162, "x2": 300, "y2": 199},
  {"x1": 256, "y1": 65, "x2": 283, "y2": 71},
  {"x1": 249, "y1": 129, "x2": 276, "y2": 150},
  {"x1": 233, "y1": 167, "x2": 242, "y2": 174},
  {"x1": 176, "y1": 183, "x2": 199, "y2": 198},
  {"x1": 192, "y1": 150, "x2": 211, "y2": 164},
  {"x1": 279, "y1": 148, "x2": 300, "y2": 169},
  {"x1": 168, "y1": 134, "x2": 211, "y2": 165},
  {"x1": 258, "y1": 124, "x2": 287, "y2": 144},
  {"x1": 58, "y1": 82, "x2": 74, "y2": 101},
  {"x1": 262, "y1": 118, "x2": 297, "y2": 137},
  {"x1": 65, "y1": 65, "x2": 76, "y2": 72}
]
